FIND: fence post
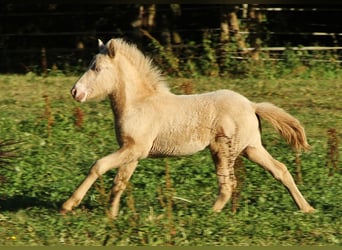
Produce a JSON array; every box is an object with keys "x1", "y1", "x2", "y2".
[{"x1": 41, "y1": 47, "x2": 47, "y2": 76}]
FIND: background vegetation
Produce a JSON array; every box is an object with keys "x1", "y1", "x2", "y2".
[
  {"x1": 0, "y1": 71, "x2": 340, "y2": 246},
  {"x1": 2, "y1": 3, "x2": 342, "y2": 76}
]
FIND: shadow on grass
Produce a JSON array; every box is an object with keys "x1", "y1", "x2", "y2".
[
  {"x1": 0, "y1": 195, "x2": 98, "y2": 213},
  {"x1": 0, "y1": 195, "x2": 62, "y2": 211}
]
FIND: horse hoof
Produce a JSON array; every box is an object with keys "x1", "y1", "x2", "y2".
[
  {"x1": 59, "y1": 209, "x2": 68, "y2": 215},
  {"x1": 60, "y1": 208, "x2": 72, "y2": 215}
]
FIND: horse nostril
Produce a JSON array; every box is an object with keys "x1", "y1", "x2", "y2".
[{"x1": 71, "y1": 88, "x2": 77, "y2": 97}]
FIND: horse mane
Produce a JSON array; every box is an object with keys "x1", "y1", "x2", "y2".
[{"x1": 110, "y1": 38, "x2": 170, "y2": 93}]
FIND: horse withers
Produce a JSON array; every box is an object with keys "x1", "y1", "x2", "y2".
[{"x1": 61, "y1": 38, "x2": 315, "y2": 219}]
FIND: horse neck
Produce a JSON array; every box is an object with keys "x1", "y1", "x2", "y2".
[{"x1": 108, "y1": 56, "x2": 160, "y2": 119}]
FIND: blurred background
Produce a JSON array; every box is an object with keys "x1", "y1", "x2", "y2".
[{"x1": 2, "y1": 3, "x2": 342, "y2": 77}]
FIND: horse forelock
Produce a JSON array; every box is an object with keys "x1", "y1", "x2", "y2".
[{"x1": 109, "y1": 38, "x2": 169, "y2": 92}]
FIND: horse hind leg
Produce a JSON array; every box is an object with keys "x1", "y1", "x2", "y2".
[
  {"x1": 210, "y1": 135, "x2": 238, "y2": 212},
  {"x1": 109, "y1": 161, "x2": 138, "y2": 219},
  {"x1": 245, "y1": 145, "x2": 315, "y2": 213}
]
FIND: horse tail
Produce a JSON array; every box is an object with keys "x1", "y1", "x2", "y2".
[{"x1": 254, "y1": 102, "x2": 310, "y2": 152}]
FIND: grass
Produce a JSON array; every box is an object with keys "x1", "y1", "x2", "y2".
[{"x1": 0, "y1": 73, "x2": 341, "y2": 246}]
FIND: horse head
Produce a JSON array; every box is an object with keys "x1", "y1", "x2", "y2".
[{"x1": 71, "y1": 39, "x2": 117, "y2": 102}]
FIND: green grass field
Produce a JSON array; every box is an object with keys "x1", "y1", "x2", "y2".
[{"x1": 0, "y1": 74, "x2": 341, "y2": 246}]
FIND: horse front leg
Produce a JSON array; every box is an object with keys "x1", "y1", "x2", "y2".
[
  {"x1": 109, "y1": 161, "x2": 138, "y2": 219},
  {"x1": 61, "y1": 144, "x2": 144, "y2": 216}
]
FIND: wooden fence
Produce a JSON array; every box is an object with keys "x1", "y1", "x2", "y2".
[{"x1": 1, "y1": 4, "x2": 342, "y2": 73}]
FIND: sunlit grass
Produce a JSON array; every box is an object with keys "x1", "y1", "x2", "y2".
[{"x1": 0, "y1": 74, "x2": 341, "y2": 246}]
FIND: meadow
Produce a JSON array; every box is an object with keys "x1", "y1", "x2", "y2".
[{"x1": 0, "y1": 73, "x2": 341, "y2": 246}]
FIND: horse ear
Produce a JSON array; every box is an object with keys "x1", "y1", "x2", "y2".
[
  {"x1": 98, "y1": 39, "x2": 105, "y2": 51},
  {"x1": 107, "y1": 39, "x2": 116, "y2": 58}
]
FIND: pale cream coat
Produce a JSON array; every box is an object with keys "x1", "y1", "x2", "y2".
[{"x1": 62, "y1": 38, "x2": 315, "y2": 219}]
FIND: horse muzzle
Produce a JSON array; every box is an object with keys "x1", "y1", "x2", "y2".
[{"x1": 71, "y1": 86, "x2": 87, "y2": 102}]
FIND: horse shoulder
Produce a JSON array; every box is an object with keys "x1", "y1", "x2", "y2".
[{"x1": 118, "y1": 95, "x2": 167, "y2": 139}]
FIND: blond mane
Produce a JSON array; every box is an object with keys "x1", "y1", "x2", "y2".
[{"x1": 111, "y1": 38, "x2": 169, "y2": 93}]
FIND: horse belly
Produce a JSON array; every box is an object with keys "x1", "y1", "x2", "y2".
[{"x1": 149, "y1": 132, "x2": 210, "y2": 157}]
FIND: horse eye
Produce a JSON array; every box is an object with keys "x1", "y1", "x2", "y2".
[{"x1": 91, "y1": 63, "x2": 100, "y2": 73}]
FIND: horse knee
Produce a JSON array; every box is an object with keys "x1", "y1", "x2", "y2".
[
  {"x1": 112, "y1": 175, "x2": 129, "y2": 193},
  {"x1": 112, "y1": 182, "x2": 127, "y2": 193},
  {"x1": 90, "y1": 156, "x2": 114, "y2": 177},
  {"x1": 112, "y1": 163, "x2": 138, "y2": 194},
  {"x1": 89, "y1": 161, "x2": 103, "y2": 177}
]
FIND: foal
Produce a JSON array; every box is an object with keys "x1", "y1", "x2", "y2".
[{"x1": 61, "y1": 38, "x2": 315, "y2": 218}]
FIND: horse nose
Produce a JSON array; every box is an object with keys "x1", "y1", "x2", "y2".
[{"x1": 70, "y1": 86, "x2": 87, "y2": 102}]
